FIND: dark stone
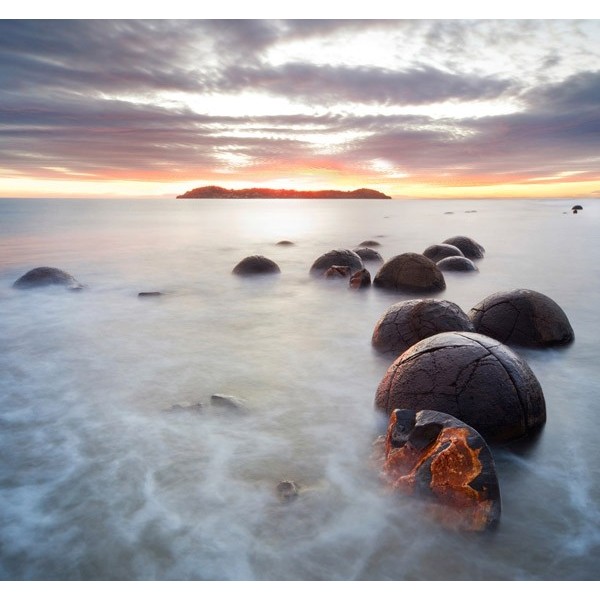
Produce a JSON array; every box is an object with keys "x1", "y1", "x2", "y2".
[
  {"x1": 13, "y1": 267, "x2": 84, "y2": 290},
  {"x1": 324, "y1": 265, "x2": 351, "y2": 279},
  {"x1": 210, "y1": 393, "x2": 249, "y2": 413},
  {"x1": 372, "y1": 299, "x2": 474, "y2": 357},
  {"x1": 442, "y1": 236, "x2": 485, "y2": 259},
  {"x1": 232, "y1": 255, "x2": 281, "y2": 276},
  {"x1": 138, "y1": 291, "x2": 164, "y2": 297},
  {"x1": 309, "y1": 249, "x2": 363, "y2": 276},
  {"x1": 379, "y1": 408, "x2": 501, "y2": 531},
  {"x1": 353, "y1": 247, "x2": 384, "y2": 263},
  {"x1": 357, "y1": 240, "x2": 381, "y2": 247},
  {"x1": 469, "y1": 289, "x2": 574, "y2": 347},
  {"x1": 276, "y1": 480, "x2": 299, "y2": 502},
  {"x1": 571, "y1": 205, "x2": 583, "y2": 210},
  {"x1": 572, "y1": 209, "x2": 578, "y2": 214},
  {"x1": 349, "y1": 268, "x2": 371, "y2": 289},
  {"x1": 373, "y1": 253, "x2": 446, "y2": 293},
  {"x1": 276, "y1": 240, "x2": 294, "y2": 246},
  {"x1": 374, "y1": 331, "x2": 546, "y2": 443},
  {"x1": 423, "y1": 243, "x2": 464, "y2": 263},
  {"x1": 437, "y1": 256, "x2": 478, "y2": 272}
]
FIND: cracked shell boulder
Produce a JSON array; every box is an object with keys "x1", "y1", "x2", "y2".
[
  {"x1": 232, "y1": 255, "x2": 281, "y2": 276},
  {"x1": 380, "y1": 408, "x2": 501, "y2": 531},
  {"x1": 374, "y1": 331, "x2": 546, "y2": 443},
  {"x1": 309, "y1": 249, "x2": 363, "y2": 276},
  {"x1": 13, "y1": 267, "x2": 84, "y2": 290},
  {"x1": 442, "y1": 236, "x2": 485, "y2": 259},
  {"x1": 372, "y1": 299, "x2": 474, "y2": 357},
  {"x1": 373, "y1": 253, "x2": 446, "y2": 293},
  {"x1": 469, "y1": 288, "x2": 574, "y2": 347},
  {"x1": 423, "y1": 243, "x2": 464, "y2": 263}
]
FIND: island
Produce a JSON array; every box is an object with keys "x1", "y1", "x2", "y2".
[{"x1": 176, "y1": 185, "x2": 391, "y2": 199}]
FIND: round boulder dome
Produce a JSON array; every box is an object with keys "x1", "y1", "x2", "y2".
[
  {"x1": 437, "y1": 256, "x2": 478, "y2": 272},
  {"x1": 380, "y1": 408, "x2": 501, "y2": 531},
  {"x1": 374, "y1": 331, "x2": 546, "y2": 443},
  {"x1": 372, "y1": 298, "x2": 474, "y2": 357},
  {"x1": 353, "y1": 247, "x2": 384, "y2": 263},
  {"x1": 309, "y1": 249, "x2": 363, "y2": 276},
  {"x1": 232, "y1": 255, "x2": 281, "y2": 276},
  {"x1": 357, "y1": 240, "x2": 381, "y2": 247},
  {"x1": 469, "y1": 289, "x2": 574, "y2": 347},
  {"x1": 373, "y1": 253, "x2": 445, "y2": 293},
  {"x1": 423, "y1": 243, "x2": 464, "y2": 263},
  {"x1": 13, "y1": 267, "x2": 84, "y2": 290},
  {"x1": 442, "y1": 236, "x2": 485, "y2": 259}
]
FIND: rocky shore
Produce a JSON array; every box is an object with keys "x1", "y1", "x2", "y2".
[{"x1": 176, "y1": 185, "x2": 392, "y2": 199}]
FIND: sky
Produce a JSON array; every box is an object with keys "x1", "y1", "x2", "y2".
[{"x1": 1, "y1": 9, "x2": 600, "y2": 199}]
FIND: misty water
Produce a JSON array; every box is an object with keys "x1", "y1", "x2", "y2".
[{"x1": 0, "y1": 197, "x2": 599, "y2": 581}]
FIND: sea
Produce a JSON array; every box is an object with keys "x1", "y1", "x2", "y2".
[{"x1": 0, "y1": 197, "x2": 598, "y2": 581}]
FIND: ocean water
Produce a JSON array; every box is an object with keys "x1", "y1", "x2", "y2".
[{"x1": 0, "y1": 197, "x2": 599, "y2": 581}]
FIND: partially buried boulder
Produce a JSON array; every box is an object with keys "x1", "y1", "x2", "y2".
[
  {"x1": 371, "y1": 299, "x2": 474, "y2": 357},
  {"x1": 379, "y1": 408, "x2": 501, "y2": 531},
  {"x1": 232, "y1": 255, "x2": 281, "y2": 276},
  {"x1": 349, "y1": 268, "x2": 371, "y2": 289},
  {"x1": 437, "y1": 256, "x2": 478, "y2": 272},
  {"x1": 469, "y1": 289, "x2": 574, "y2": 347},
  {"x1": 13, "y1": 267, "x2": 84, "y2": 290},
  {"x1": 357, "y1": 240, "x2": 381, "y2": 247},
  {"x1": 373, "y1": 253, "x2": 445, "y2": 293},
  {"x1": 353, "y1": 247, "x2": 384, "y2": 263},
  {"x1": 423, "y1": 243, "x2": 464, "y2": 263},
  {"x1": 442, "y1": 236, "x2": 485, "y2": 259},
  {"x1": 374, "y1": 331, "x2": 546, "y2": 443},
  {"x1": 324, "y1": 265, "x2": 351, "y2": 279},
  {"x1": 309, "y1": 249, "x2": 363, "y2": 276}
]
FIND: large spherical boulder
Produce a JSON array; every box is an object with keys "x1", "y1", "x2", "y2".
[
  {"x1": 309, "y1": 249, "x2": 363, "y2": 276},
  {"x1": 232, "y1": 255, "x2": 281, "y2": 276},
  {"x1": 374, "y1": 331, "x2": 546, "y2": 443},
  {"x1": 469, "y1": 289, "x2": 574, "y2": 347},
  {"x1": 437, "y1": 256, "x2": 478, "y2": 272},
  {"x1": 373, "y1": 253, "x2": 445, "y2": 293},
  {"x1": 442, "y1": 236, "x2": 485, "y2": 259},
  {"x1": 379, "y1": 408, "x2": 501, "y2": 531},
  {"x1": 353, "y1": 247, "x2": 384, "y2": 263},
  {"x1": 372, "y1": 299, "x2": 474, "y2": 357},
  {"x1": 13, "y1": 267, "x2": 84, "y2": 290},
  {"x1": 423, "y1": 243, "x2": 464, "y2": 263}
]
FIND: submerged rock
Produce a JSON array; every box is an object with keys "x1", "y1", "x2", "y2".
[
  {"x1": 374, "y1": 331, "x2": 546, "y2": 443},
  {"x1": 571, "y1": 205, "x2": 583, "y2": 211},
  {"x1": 380, "y1": 408, "x2": 501, "y2": 531},
  {"x1": 276, "y1": 480, "x2": 300, "y2": 502},
  {"x1": 357, "y1": 240, "x2": 381, "y2": 247},
  {"x1": 371, "y1": 299, "x2": 474, "y2": 357},
  {"x1": 13, "y1": 267, "x2": 84, "y2": 290},
  {"x1": 138, "y1": 291, "x2": 164, "y2": 297},
  {"x1": 469, "y1": 289, "x2": 574, "y2": 347},
  {"x1": 442, "y1": 236, "x2": 485, "y2": 259},
  {"x1": 232, "y1": 255, "x2": 281, "y2": 276},
  {"x1": 373, "y1": 253, "x2": 446, "y2": 293},
  {"x1": 422, "y1": 243, "x2": 464, "y2": 263},
  {"x1": 309, "y1": 249, "x2": 363, "y2": 276},
  {"x1": 210, "y1": 393, "x2": 249, "y2": 413},
  {"x1": 353, "y1": 247, "x2": 384, "y2": 263},
  {"x1": 436, "y1": 256, "x2": 478, "y2": 272},
  {"x1": 164, "y1": 402, "x2": 203, "y2": 414},
  {"x1": 276, "y1": 240, "x2": 295, "y2": 246}
]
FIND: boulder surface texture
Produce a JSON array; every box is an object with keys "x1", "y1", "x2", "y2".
[
  {"x1": 309, "y1": 249, "x2": 363, "y2": 276},
  {"x1": 374, "y1": 331, "x2": 546, "y2": 443},
  {"x1": 13, "y1": 267, "x2": 84, "y2": 290},
  {"x1": 232, "y1": 255, "x2": 281, "y2": 276},
  {"x1": 373, "y1": 253, "x2": 446, "y2": 293}
]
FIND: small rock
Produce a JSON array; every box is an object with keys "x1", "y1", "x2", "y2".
[
  {"x1": 210, "y1": 394, "x2": 249, "y2": 413},
  {"x1": 138, "y1": 291, "x2": 164, "y2": 297},
  {"x1": 276, "y1": 480, "x2": 299, "y2": 502},
  {"x1": 349, "y1": 268, "x2": 371, "y2": 289},
  {"x1": 276, "y1": 240, "x2": 294, "y2": 246}
]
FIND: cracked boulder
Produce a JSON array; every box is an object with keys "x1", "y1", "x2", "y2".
[
  {"x1": 437, "y1": 256, "x2": 478, "y2": 272},
  {"x1": 379, "y1": 408, "x2": 501, "y2": 531},
  {"x1": 232, "y1": 255, "x2": 281, "y2": 276},
  {"x1": 423, "y1": 243, "x2": 464, "y2": 263},
  {"x1": 442, "y1": 236, "x2": 485, "y2": 259},
  {"x1": 353, "y1": 247, "x2": 384, "y2": 264},
  {"x1": 13, "y1": 267, "x2": 84, "y2": 290},
  {"x1": 349, "y1": 268, "x2": 371, "y2": 289},
  {"x1": 372, "y1": 299, "x2": 474, "y2": 357},
  {"x1": 309, "y1": 249, "x2": 363, "y2": 276},
  {"x1": 373, "y1": 253, "x2": 446, "y2": 293},
  {"x1": 374, "y1": 331, "x2": 546, "y2": 443},
  {"x1": 324, "y1": 265, "x2": 351, "y2": 279},
  {"x1": 469, "y1": 289, "x2": 574, "y2": 347}
]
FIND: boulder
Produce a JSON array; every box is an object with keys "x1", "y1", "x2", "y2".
[
  {"x1": 437, "y1": 256, "x2": 478, "y2": 272},
  {"x1": 349, "y1": 268, "x2": 371, "y2": 289},
  {"x1": 373, "y1": 253, "x2": 446, "y2": 293},
  {"x1": 571, "y1": 205, "x2": 583, "y2": 211},
  {"x1": 13, "y1": 267, "x2": 84, "y2": 290},
  {"x1": 371, "y1": 299, "x2": 474, "y2": 357},
  {"x1": 353, "y1": 247, "x2": 384, "y2": 263},
  {"x1": 232, "y1": 255, "x2": 281, "y2": 276},
  {"x1": 210, "y1": 393, "x2": 249, "y2": 413},
  {"x1": 423, "y1": 243, "x2": 464, "y2": 263},
  {"x1": 379, "y1": 408, "x2": 501, "y2": 531},
  {"x1": 138, "y1": 291, "x2": 164, "y2": 297},
  {"x1": 276, "y1": 240, "x2": 294, "y2": 246},
  {"x1": 309, "y1": 249, "x2": 363, "y2": 276},
  {"x1": 324, "y1": 265, "x2": 351, "y2": 279},
  {"x1": 442, "y1": 236, "x2": 485, "y2": 259},
  {"x1": 469, "y1": 289, "x2": 574, "y2": 347},
  {"x1": 374, "y1": 331, "x2": 546, "y2": 443},
  {"x1": 276, "y1": 480, "x2": 300, "y2": 502},
  {"x1": 357, "y1": 240, "x2": 381, "y2": 247}
]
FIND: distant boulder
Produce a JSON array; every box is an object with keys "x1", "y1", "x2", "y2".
[
  {"x1": 357, "y1": 240, "x2": 381, "y2": 247},
  {"x1": 469, "y1": 289, "x2": 574, "y2": 347},
  {"x1": 436, "y1": 256, "x2": 478, "y2": 272},
  {"x1": 372, "y1": 299, "x2": 474, "y2": 357},
  {"x1": 379, "y1": 408, "x2": 501, "y2": 531},
  {"x1": 373, "y1": 253, "x2": 445, "y2": 293},
  {"x1": 423, "y1": 243, "x2": 464, "y2": 263},
  {"x1": 309, "y1": 249, "x2": 363, "y2": 276},
  {"x1": 232, "y1": 255, "x2": 281, "y2": 276},
  {"x1": 349, "y1": 268, "x2": 371, "y2": 289},
  {"x1": 210, "y1": 394, "x2": 249, "y2": 413},
  {"x1": 353, "y1": 247, "x2": 384, "y2": 263},
  {"x1": 276, "y1": 480, "x2": 300, "y2": 502},
  {"x1": 571, "y1": 205, "x2": 583, "y2": 211},
  {"x1": 276, "y1": 240, "x2": 295, "y2": 246},
  {"x1": 13, "y1": 267, "x2": 84, "y2": 290},
  {"x1": 442, "y1": 236, "x2": 485, "y2": 259},
  {"x1": 374, "y1": 331, "x2": 546, "y2": 443}
]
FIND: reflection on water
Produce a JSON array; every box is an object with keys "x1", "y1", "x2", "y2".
[{"x1": 0, "y1": 197, "x2": 599, "y2": 580}]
